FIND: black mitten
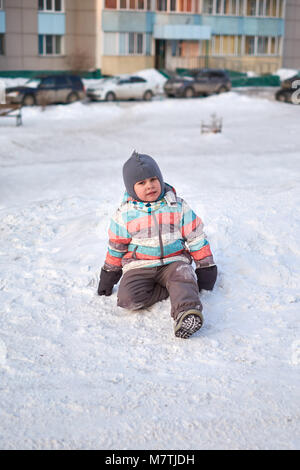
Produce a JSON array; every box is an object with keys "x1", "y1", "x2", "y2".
[
  {"x1": 195, "y1": 265, "x2": 217, "y2": 292},
  {"x1": 98, "y1": 268, "x2": 122, "y2": 296}
]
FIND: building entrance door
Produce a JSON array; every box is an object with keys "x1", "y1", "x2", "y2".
[{"x1": 155, "y1": 40, "x2": 166, "y2": 70}]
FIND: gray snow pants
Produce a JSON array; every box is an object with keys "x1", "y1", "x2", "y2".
[{"x1": 117, "y1": 261, "x2": 202, "y2": 320}]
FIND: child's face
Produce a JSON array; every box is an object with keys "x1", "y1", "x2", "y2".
[{"x1": 134, "y1": 176, "x2": 162, "y2": 202}]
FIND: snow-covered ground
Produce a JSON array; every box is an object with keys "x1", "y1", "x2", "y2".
[{"x1": 0, "y1": 90, "x2": 299, "y2": 450}]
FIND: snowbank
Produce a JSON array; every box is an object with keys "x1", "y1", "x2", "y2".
[
  {"x1": 275, "y1": 68, "x2": 299, "y2": 81},
  {"x1": 134, "y1": 68, "x2": 167, "y2": 93}
]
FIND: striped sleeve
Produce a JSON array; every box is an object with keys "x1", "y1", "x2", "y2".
[
  {"x1": 180, "y1": 199, "x2": 215, "y2": 268},
  {"x1": 104, "y1": 208, "x2": 132, "y2": 271}
]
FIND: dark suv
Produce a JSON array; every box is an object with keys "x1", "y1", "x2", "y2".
[
  {"x1": 5, "y1": 74, "x2": 86, "y2": 106},
  {"x1": 275, "y1": 74, "x2": 300, "y2": 104},
  {"x1": 164, "y1": 69, "x2": 231, "y2": 98}
]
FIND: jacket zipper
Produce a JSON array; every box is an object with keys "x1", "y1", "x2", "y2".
[{"x1": 153, "y1": 213, "x2": 164, "y2": 265}]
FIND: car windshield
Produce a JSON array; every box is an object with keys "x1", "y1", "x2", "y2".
[{"x1": 24, "y1": 79, "x2": 41, "y2": 88}]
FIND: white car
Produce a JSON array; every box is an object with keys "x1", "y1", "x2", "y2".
[{"x1": 87, "y1": 75, "x2": 154, "y2": 102}]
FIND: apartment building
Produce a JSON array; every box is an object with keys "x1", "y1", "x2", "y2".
[
  {"x1": 102, "y1": 0, "x2": 286, "y2": 74},
  {"x1": 0, "y1": 0, "x2": 287, "y2": 75},
  {"x1": 0, "y1": 0, "x2": 101, "y2": 74}
]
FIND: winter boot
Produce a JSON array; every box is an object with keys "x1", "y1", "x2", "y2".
[{"x1": 174, "y1": 309, "x2": 204, "y2": 339}]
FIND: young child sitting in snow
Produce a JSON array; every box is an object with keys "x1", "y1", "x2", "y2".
[{"x1": 98, "y1": 151, "x2": 217, "y2": 338}]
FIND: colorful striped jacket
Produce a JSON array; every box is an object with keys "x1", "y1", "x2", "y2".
[{"x1": 104, "y1": 184, "x2": 215, "y2": 273}]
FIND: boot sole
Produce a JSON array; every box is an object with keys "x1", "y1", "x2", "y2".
[{"x1": 174, "y1": 310, "x2": 204, "y2": 339}]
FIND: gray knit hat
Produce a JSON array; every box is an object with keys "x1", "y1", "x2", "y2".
[{"x1": 123, "y1": 151, "x2": 164, "y2": 201}]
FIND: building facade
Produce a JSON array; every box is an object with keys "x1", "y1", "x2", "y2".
[
  {"x1": 283, "y1": 0, "x2": 300, "y2": 69},
  {"x1": 0, "y1": 0, "x2": 101, "y2": 74},
  {"x1": 0, "y1": 0, "x2": 287, "y2": 75}
]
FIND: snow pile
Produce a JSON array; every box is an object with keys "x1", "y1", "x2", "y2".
[
  {"x1": 0, "y1": 92, "x2": 299, "y2": 450},
  {"x1": 275, "y1": 68, "x2": 299, "y2": 81},
  {"x1": 134, "y1": 68, "x2": 167, "y2": 93},
  {"x1": 1, "y1": 77, "x2": 29, "y2": 88}
]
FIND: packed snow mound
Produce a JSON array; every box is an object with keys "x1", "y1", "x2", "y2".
[
  {"x1": 275, "y1": 68, "x2": 299, "y2": 81},
  {"x1": 0, "y1": 92, "x2": 299, "y2": 450},
  {"x1": 134, "y1": 68, "x2": 167, "y2": 93}
]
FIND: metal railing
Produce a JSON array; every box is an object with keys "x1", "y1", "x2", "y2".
[{"x1": 165, "y1": 55, "x2": 280, "y2": 74}]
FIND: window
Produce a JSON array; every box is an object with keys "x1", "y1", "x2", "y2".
[
  {"x1": 118, "y1": 78, "x2": 131, "y2": 85},
  {"x1": 40, "y1": 77, "x2": 56, "y2": 88},
  {"x1": 0, "y1": 34, "x2": 4, "y2": 55},
  {"x1": 266, "y1": 0, "x2": 271, "y2": 15},
  {"x1": 212, "y1": 35, "x2": 243, "y2": 56},
  {"x1": 38, "y1": 0, "x2": 64, "y2": 11},
  {"x1": 222, "y1": 35, "x2": 236, "y2": 54},
  {"x1": 116, "y1": 0, "x2": 152, "y2": 9},
  {"x1": 56, "y1": 76, "x2": 69, "y2": 86},
  {"x1": 213, "y1": 35, "x2": 222, "y2": 54},
  {"x1": 45, "y1": 34, "x2": 53, "y2": 54},
  {"x1": 245, "y1": 36, "x2": 255, "y2": 54},
  {"x1": 130, "y1": 76, "x2": 146, "y2": 83},
  {"x1": 265, "y1": 0, "x2": 284, "y2": 17},
  {"x1": 278, "y1": 0, "x2": 285, "y2": 17},
  {"x1": 171, "y1": 40, "x2": 183, "y2": 57},
  {"x1": 270, "y1": 36, "x2": 280, "y2": 54},
  {"x1": 216, "y1": 0, "x2": 224, "y2": 14},
  {"x1": 38, "y1": 34, "x2": 63, "y2": 55},
  {"x1": 105, "y1": 0, "x2": 117, "y2": 8},
  {"x1": 137, "y1": 33, "x2": 143, "y2": 53},
  {"x1": 258, "y1": 0, "x2": 265, "y2": 15},
  {"x1": 257, "y1": 36, "x2": 268, "y2": 53},
  {"x1": 129, "y1": 33, "x2": 135, "y2": 53},
  {"x1": 235, "y1": 35, "x2": 242, "y2": 54},
  {"x1": 173, "y1": 41, "x2": 199, "y2": 57},
  {"x1": 118, "y1": 32, "x2": 151, "y2": 55},
  {"x1": 157, "y1": 0, "x2": 167, "y2": 10},
  {"x1": 247, "y1": 0, "x2": 257, "y2": 15},
  {"x1": 203, "y1": 0, "x2": 214, "y2": 14},
  {"x1": 243, "y1": 0, "x2": 285, "y2": 18},
  {"x1": 179, "y1": 0, "x2": 193, "y2": 12},
  {"x1": 170, "y1": 0, "x2": 176, "y2": 11},
  {"x1": 230, "y1": 0, "x2": 244, "y2": 15},
  {"x1": 128, "y1": 32, "x2": 144, "y2": 54},
  {"x1": 211, "y1": 33, "x2": 282, "y2": 56}
]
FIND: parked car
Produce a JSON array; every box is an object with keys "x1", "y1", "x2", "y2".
[
  {"x1": 5, "y1": 74, "x2": 86, "y2": 106},
  {"x1": 275, "y1": 73, "x2": 300, "y2": 104},
  {"x1": 86, "y1": 75, "x2": 154, "y2": 102},
  {"x1": 164, "y1": 69, "x2": 231, "y2": 98}
]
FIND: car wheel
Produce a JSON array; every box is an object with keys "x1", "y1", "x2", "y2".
[
  {"x1": 105, "y1": 92, "x2": 116, "y2": 102},
  {"x1": 143, "y1": 90, "x2": 153, "y2": 101},
  {"x1": 22, "y1": 94, "x2": 35, "y2": 106},
  {"x1": 217, "y1": 85, "x2": 228, "y2": 94},
  {"x1": 184, "y1": 87, "x2": 195, "y2": 98},
  {"x1": 276, "y1": 91, "x2": 288, "y2": 103},
  {"x1": 66, "y1": 92, "x2": 79, "y2": 104}
]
